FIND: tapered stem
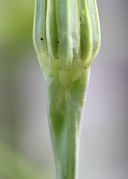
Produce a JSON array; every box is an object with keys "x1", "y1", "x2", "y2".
[{"x1": 45, "y1": 68, "x2": 90, "y2": 179}]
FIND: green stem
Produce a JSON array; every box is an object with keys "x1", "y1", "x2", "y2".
[{"x1": 45, "y1": 68, "x2": 90, "y2": 179}]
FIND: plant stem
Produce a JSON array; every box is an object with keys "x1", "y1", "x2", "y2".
[{"x1": 45, "y1": 68, "x2": 90, "y2": 179}]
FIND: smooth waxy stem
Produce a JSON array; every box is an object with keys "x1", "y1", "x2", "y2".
[{"x1": 33, "y1": 0, "x2": 101, "y2": 179}]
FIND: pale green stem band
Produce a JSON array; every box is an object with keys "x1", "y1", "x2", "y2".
[{"x1": 45, "y1": 68, "x2": 90, "y2": 179}]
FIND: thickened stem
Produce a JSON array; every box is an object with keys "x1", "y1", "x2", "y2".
[{"x1": 45, "y1": 68, "x2": 90, "y2": 179}]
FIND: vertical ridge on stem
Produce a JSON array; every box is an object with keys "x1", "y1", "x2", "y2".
[
  {"x1": 79, "y1": 0, "x2": 92, "y2": 66},
  {"x1": 46, "y1": 0, "x2": 58, "y2": 61},
  {"x1": 87, "y1": 0, "x2": 101, "y2": 64},
  {"x1": 33, "y1": 0, "x2": 48, "y2": 63}
]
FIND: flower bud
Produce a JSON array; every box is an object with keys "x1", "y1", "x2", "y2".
[{"x1": 33, "y1": 0, "x2": 101, "y2": 80}]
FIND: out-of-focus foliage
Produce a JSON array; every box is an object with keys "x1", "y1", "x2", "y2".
[
  {"x1": 0, "y1": 0, "x2": 34, "y2": 47},
  {"x1": 0, "y1": 1, "x2": 48, "y2": 178},
  {"x1": 0, "y1": 140, "x2": 50, "y2": 179},
  {"x1": 0, "y1": 0, "x2": 35, "y2": 71}
]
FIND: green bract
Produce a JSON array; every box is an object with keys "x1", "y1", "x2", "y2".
[{"x1": 33, "y1": 0, "x2": 101, "y2": 179}]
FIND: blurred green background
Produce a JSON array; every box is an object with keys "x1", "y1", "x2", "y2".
[{"x1": 0, "y1": 0, "x2": 128, "y2": 179}]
